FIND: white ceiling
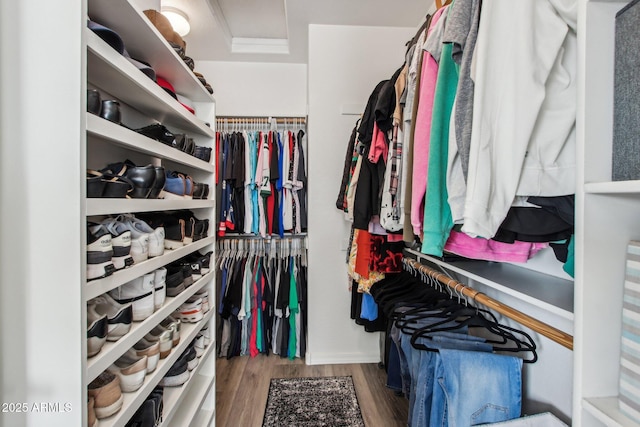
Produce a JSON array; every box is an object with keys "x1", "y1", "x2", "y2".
[{"x1": 160, "y1": 0, "x2": 429, "y2": 63}]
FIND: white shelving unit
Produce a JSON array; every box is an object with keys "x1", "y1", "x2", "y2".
[
  {"x1": 82, "y1": 0, "x2": 216, "y2": 425},
  {"x1": 574, "y1": 0, "x2": 639, "y2": 426}
]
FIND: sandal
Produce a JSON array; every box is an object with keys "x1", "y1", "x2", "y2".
[
  {"x1": 87, "y1": 169, "x2": 133, "y2": 198},
  {"x1": 102, "y1": 160, "x2": 157, "y2": 199}
]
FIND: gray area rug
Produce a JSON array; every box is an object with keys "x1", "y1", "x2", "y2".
[{"x1": 262, "y1": 376, "x2": 365, "y2": 427}]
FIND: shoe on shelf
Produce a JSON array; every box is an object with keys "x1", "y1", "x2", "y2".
[
  {"x1": 133, "y1": 337, "x2": 160, "y2": 374},
  {"x1": 153, "y1": 267, "x2": 167, "y2": 311},
  {"x1": 88, "y1": 293, "x2": 133, "y2": 342},
  {"x1": 100, "y1": 218, "x2": 134, "y2": 270},
  {"x1": 118, "y1": 214, "x2": 165, "y2": 258},
  {"x1": 88, "y1": 371, "x2": 123, "y2": 419},
  {"x1": 160, "y1": 316, "x2": 181, "y2": 348},
  {"x1": 199, "y1": 326, "x2": 211, "y2": 347},
  {"x1": 192, "y1": 182, "x2": 210, "y2": 200},
  {"x1": 194, "y1": 145, "x2": 212, "y2": 163},
  {"x1": 165, "y1": 264, "x2": 186, "y2": 297},
  {"x1": 87, "y1": 223, "x2": 116, "y2": 281},
  {"x1": 158, "y1": 350, "x2": 190, "y2": 387},
  {"x1": 175, "y1": 297, "x2": 203, "y2": 323},
  {"x1": 193, "y1": 335, "x2": 205, "y2": 358},
  {"x1": 184, "y1": 343, "x2": 198, "y2": 371},
  {"x1": 136, "y1": 212, "x2": 185, "y2": 250},
  {"x1": 133, "y1": 123, "x2": 176, "y2": 146},
  {"x1": 172, "y1": 210, "x2": 197, "y2": 244},
  {"x1": 194, "y1": 289, "x2": 209, "y2": 313},
  {"x1": 113, "y1": 215, "x2": 149, "y2": 263},
  {"x1": 198, "y1": 251, "x2": 213, "y2": 275},
  {"x1": 125, "y1": 386, "x2": 163, "y2": 427},
  {"x1": 88, "y1": 397, "x2": 97, "y2": 427},
  {"x1": 148, "y1": 166, "x2": 166, "y2": 199},
  {"x1": 109, "y1": 272, "x2": 155, "y2": 321},
  {"x1": 107, "y1": 349, "x2": 148, "y2": 393},
  {"x1": 145, "y1": 325, "x2": 173, "y2": 359},
  {"x1": 87, "y1": 169, "x2": 133, "y2": 198},
  {"x1": 193, "y1": 218, "x2": 209, "y2": 242},
  {"x1": 163, "y1": 171, "x2": 187, "y2": 200},
  {"x1": 87, "y1": 309, "x2": 108, "y2": 358},
  {"x1": 102, "y1": 160, "x2": 157, "y2": 199}
]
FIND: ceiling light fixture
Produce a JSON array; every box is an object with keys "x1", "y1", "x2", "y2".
[{"x1": 161, "y1": 7, "x2": 190, "y2": 37}]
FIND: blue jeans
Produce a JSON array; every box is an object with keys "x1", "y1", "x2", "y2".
[
  {"x1": 429, "y1": 348, "x2": 523, "y2": 426},
  {"x1": 410, "y1": 335, "x2": 494, "y2": 427}
]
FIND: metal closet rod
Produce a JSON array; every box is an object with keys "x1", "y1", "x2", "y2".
[
  {"x1": 402, "y1": 257, "x2": 574, "y2": 350},
  {"x1": 216, "y1": 116, "x2": 307, "y2": 124}
]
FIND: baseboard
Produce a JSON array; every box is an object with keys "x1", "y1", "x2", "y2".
[{"x1": 305, "y1": 351, "x2": 381, "y2": 366}]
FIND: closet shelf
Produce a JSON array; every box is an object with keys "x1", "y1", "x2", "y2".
[
  {"x1": 87, "y1": 114, "x2": 215, "y2": 173},
  {"x1": 86, "y1": 199, "x2": 215, "y2": 217},
  {"x1": 86, "y1": 276, "x2": 211, "y2": 383},
  {"x1": 95, "y1": 309, "x2": 214, "y2": 427},
  {"x1": 160, "y1": 345, "x2": 216, "y2": 427},
  {"x1": 585, "y1": 180, "x2": 640, "y2": 194},
  {"x1": 404, "y1": 248, "x2": 574, "y2": 321},
  {"x1": 86, "y1": 29, "x2": 214, "y2": 138},
  {"x1": 193, "y1": 409, "x2": 215, "y2": 427},
  {"x1": 583, "y1": 397, "x2": 639, "y2": 427},
  {"x1": 87, "y1": 0, "x2": 215, "y2": 103},
  {"x1": 84, "y1": 236, "x2": 215, "y2": 301}
]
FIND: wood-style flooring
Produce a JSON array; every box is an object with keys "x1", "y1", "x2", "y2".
[{"x1": 215, "y1": 355, "x2": 409, "y2": 427}]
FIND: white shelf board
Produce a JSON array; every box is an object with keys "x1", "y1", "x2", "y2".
[
  {"x1": 584, "y1": 397, "x2": 640, "y2": 427},
  {"x1": 161, "y1": 344, "x2": 216, "y2": 427},
  {"x1": 87, "y1": 0, "x2": 215, "y2": 103},
  {"x1": 96, "y1": 309, "x2": 215, "y2": 427},
  {"x1": 405, "y1": 249, "x2": 574, "y2": 320},
  {"x1": 87, "y1": 114, "x2": 214, "y2": 173},
  {"x1": 87, "y1": 275, "x2": 212, "y2": 382},
  {"x1": 193, "y1": 409, "x2": 215, "y2": 427},
  {"x1": 86, "y1": 29, "x2": 214, "y2": 137},
  {"x1": 86, "y1": 199, "x2": 214, "y2": 217},
  {"x1": 585, "y1": 180, "x2": 640, "y2": 194},
  {"x1": 85, "y1": 236, "x2": 215, "y2": 301}
]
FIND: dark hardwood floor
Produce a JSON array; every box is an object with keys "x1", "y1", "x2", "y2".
[{"x1": 215, "y1": 355, "x2": 409, "y2": 427}]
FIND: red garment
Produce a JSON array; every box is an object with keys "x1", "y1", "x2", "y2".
[
  {"x1": 354, "y1": 230, "x2": 372, "y2": 277},
  {"x1": 368, "y1": 123, "x2": 389, "y2": 164}
]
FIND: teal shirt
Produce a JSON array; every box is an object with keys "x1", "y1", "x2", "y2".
[{"x1": 421, "y1": 38, "x2": 458, "y2": 256}]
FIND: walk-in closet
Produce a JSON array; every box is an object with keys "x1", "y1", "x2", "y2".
[{"x1": 1, "y1": 0, "x2": 639, "y2": 426}]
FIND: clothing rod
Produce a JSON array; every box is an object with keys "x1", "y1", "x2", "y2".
[
  {"x1": 402, "y1": 257, "x2": 574, "y2": 350},
  {"x1": 219, "y1": 233, "x2": 307, "y2": 239},
  {"x1": 216, "y1": 116, "x2": 306, "y2": 124}
]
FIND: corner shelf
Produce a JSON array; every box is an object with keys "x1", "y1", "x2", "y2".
[
  {"x1": 585, "y1": 180, "x2": 640, "y2": 194},
  {"x1": 584, "y1": 397, "x2": 640, "y2": 427}
]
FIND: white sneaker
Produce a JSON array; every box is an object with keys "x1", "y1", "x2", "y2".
[
  {"x1": 109, "y1": 272, "x2": 155, "y2": 321},
  {"x1": 87, "y1": 223, "x2": 115, "y2": 280},
  {"x1": 115, "y1": 215, "x2": 149, "y2": 263},
  {"x1": 175, "y1": 298, "x2": 203, "y2": 323},
  {"x1": 100, "y1": 218, "x2": 134, "y2": 270},
  {"x1": 193, "y1": 289, "x2": 209, "y2": 314},
  {"x1": 120, "y1": 215, "x2": 165, "y2": 258},
  {"x1": 107, "y1": 349, "x2": 148, "y2": 393},
  {"x1": 88, "y1": 293, "x2": 133, "y2": 342},
  {"x1": 133, "y1": 338, "x2": 160, "y2": 374},
  {"x1": 153, "y1": 268, "x2": 167, "y2": 311}
]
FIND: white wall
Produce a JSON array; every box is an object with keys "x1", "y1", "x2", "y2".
[
  {"x1": 0, "y1": 1, "x2": 84, "y2": 426},
  {"x1": 306, "y1": 24, "x2": 415, "y2": 364},
  {"x1": 195, "y1": 61, "x2": 307, "y2": 117}
]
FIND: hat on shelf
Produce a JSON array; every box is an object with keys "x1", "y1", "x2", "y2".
[
  {"x1": 88, "y1": 20, "x2": 156, "y2": 81},
  {"x1": 156, "y1": 77, "x2": 195, "y2": 114},
  {"x1": 143, "y1": 10, "x2": 186, "y2": 51}
]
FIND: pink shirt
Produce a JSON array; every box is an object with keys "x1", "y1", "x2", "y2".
[
  {"x1": 444, "y1": 230, "x2": 548, "y2": 263},
  {"x1": 411, "y1": 6, "x2": 446, "y2": 236}
]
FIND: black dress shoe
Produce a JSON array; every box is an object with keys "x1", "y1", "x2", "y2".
[
  {"x1": 100, "y1": 100, "x2": 121, "y2": 124},
  {"x1": 87, "y1": 89, "x2": 102, "y2": 116},
  {"x1": 148, "y1": 167, "x2": 166, "y2": 199},
  {"x1": 103, "y1": 160, "x2": 156, "y2": 199}
]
